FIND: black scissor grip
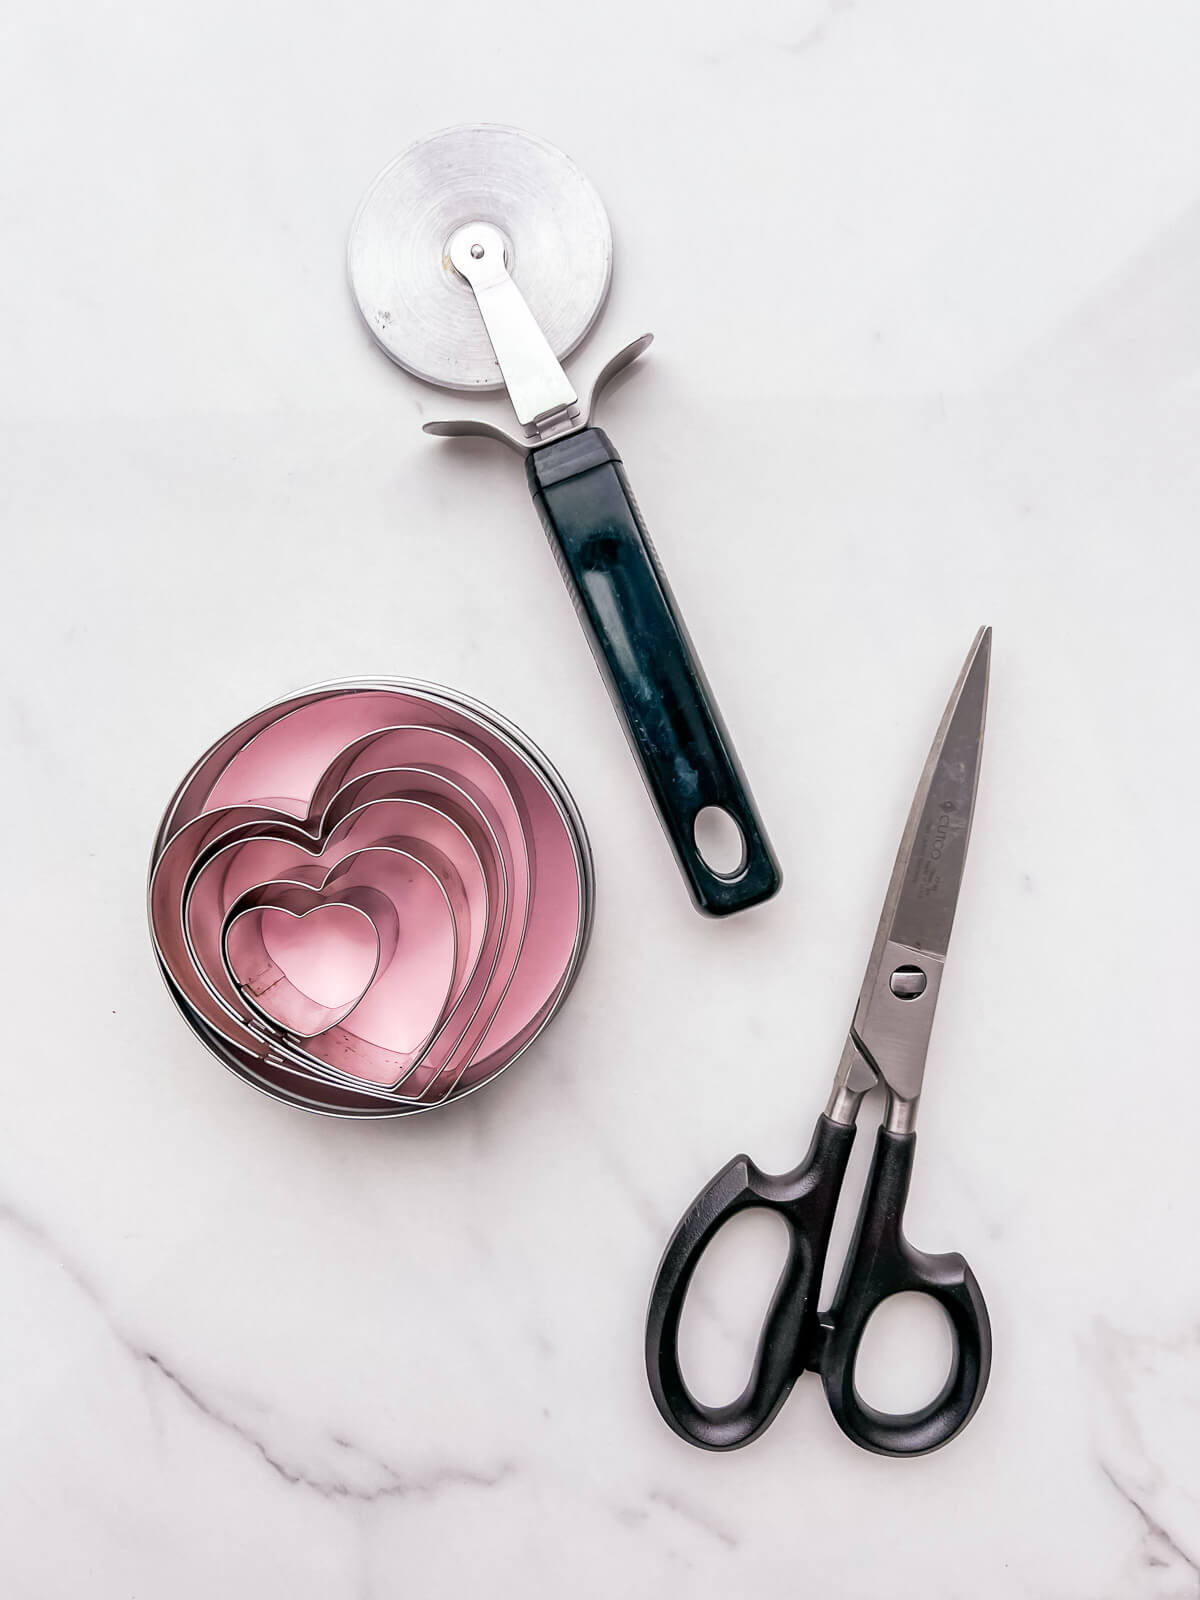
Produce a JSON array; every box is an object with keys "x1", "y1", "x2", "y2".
[
  {"x1": 645, "y1": 1116, "x2": 855, "y2": 1450},
  {"x1": 818, "y1": 1127, "x2": 992, "y2": 1457}
]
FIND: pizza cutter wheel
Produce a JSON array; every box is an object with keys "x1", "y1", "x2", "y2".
[
  {"x1": 349, "y1": 123, "x2": 612, "y2": 392},
  {"x1": 349, "y1": 124, "x2": 781, "y2": 916}
]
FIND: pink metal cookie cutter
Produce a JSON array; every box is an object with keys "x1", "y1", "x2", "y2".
[{"x1": 149, "y1": 680, "x2": 592, "y2": 1116}]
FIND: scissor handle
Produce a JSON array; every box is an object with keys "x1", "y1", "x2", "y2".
[
  {"x1": 817, "y1": 1127, "x2": 992, "y2": 1457},
  {"x1": 645, "y1": 1115, "x2": 855, "y2": 1450}
]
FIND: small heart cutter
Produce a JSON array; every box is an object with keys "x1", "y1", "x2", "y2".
[{"x1": 149, "y1": 680, "x2": 592, "y2": 1116}]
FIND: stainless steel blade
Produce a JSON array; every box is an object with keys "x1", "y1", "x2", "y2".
[
  {"x1": 888, "y1": 628, "x2": 991, "y2": 962},
  {"x1": 827, "y1": 628, "x2": 990, "y2": 1126},
  {"x1": 347, "y1": 124, "x2": 612, "y2": 393}
]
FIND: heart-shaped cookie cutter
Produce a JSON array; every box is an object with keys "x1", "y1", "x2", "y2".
[{"x1": 149, "y1": 680, "x2": 592, "y2": 1117}]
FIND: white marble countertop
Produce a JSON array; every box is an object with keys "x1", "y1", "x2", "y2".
[{"x1": 3, "y1": 2, "x2": 1199, "y2": 1595}]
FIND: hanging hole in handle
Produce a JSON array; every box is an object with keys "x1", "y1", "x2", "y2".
[
  {"x1": 852, "y1": 1292, "x2": 955, "y2": 1414},
  {"x1": 693, "y1": 806, "x2": 746, "y2": 878}
]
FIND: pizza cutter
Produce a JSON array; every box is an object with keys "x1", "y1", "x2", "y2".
[{"x1": 348, "y1": 124, "x2": 782, "y2": 917}]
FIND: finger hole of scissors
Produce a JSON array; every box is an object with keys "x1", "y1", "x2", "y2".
[
  {"x1": 852, "y1": 1292, "x2": 955, "y2": 1416},
  {"x1": 676, "y1": 1208, "x2": 791, "y2": 1406}
]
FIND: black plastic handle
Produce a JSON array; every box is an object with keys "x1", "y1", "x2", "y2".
[
  {"x1": 645, "y1": 1116, "x2": 855, "y2": 1450},
  {"x1": 526, "y1": 427, "x2": 781, "y2": 916},
  {"x1": 817, "y1": 1127, "x2": 992, "y2": 1456}
]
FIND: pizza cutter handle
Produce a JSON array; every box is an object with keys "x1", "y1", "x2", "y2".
[{"x1": 526, "y1": 427, "x2": 781, "y2": 915}]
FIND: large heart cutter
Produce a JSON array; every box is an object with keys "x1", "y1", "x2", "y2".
[{"x1": 149, "y1": 681, "x2": 592, "y2": 1116}]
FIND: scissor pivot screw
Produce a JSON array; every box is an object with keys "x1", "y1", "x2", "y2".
[
  {"x1": 889, "y1": 964, "x2": 928, "y2": 1000},
  {"x1": 470, "y1": 242, "x2": 485, "y2": 259}
]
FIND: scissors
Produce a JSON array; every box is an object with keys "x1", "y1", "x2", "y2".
[{"x1": 646, "y1": 628, "x2": 993, "y2": 1456}]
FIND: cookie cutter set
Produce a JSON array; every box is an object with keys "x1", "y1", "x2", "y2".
[
  {"x1": 149, "y1": 682, "x2": 590, "y2": 1116},
  {"x1": 151, "y1": 123, "x2": 781, "y2": 1115}
]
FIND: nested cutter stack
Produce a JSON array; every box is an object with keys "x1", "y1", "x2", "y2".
[
  {"x1": 149, "y1": 681, "x2": 591, "y2": 1116},
  {"x1": 348, "y1": 124, "x2": 781, "y2": 916}
]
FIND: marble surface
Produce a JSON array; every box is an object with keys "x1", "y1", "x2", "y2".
[{"x1": 2, "y1": 2, "x2": 1199, "y2": 1594}]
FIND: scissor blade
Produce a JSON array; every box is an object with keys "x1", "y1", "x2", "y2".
[
  {"x1": 843, "y1": 628, "x2": 990, "y2": 1109},
  {"x1": 888, "y1": 626, "x2": 990, "y2": 959}
]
